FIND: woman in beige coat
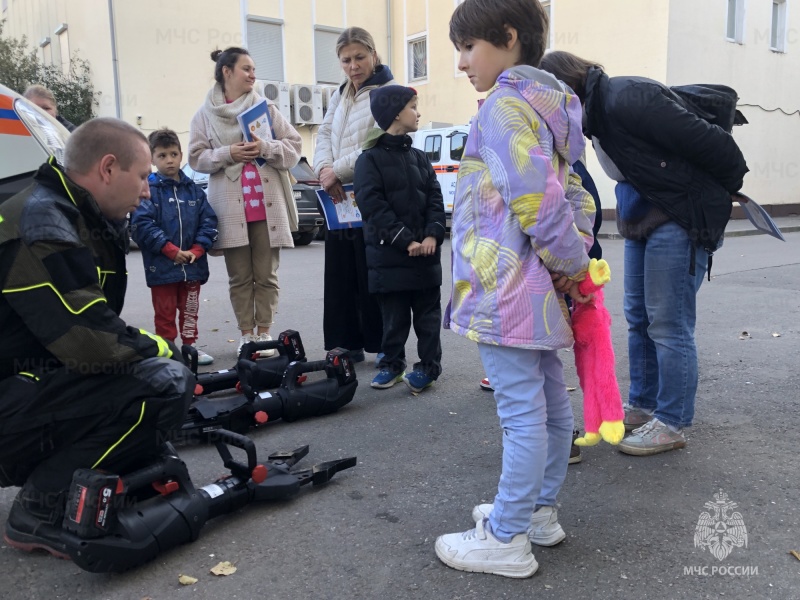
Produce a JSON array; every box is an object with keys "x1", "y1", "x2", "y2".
[
  {"x1": 189, "y1": 47, "x2": 302, "y2": 354},
  {"x1": 313, "y1": 27, "x2": 395, "y2": 363}
]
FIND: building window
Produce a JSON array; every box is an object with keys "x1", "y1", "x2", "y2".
[
  {"x1": 771, "y1": 0, "x2": 787, "y2": 52},
  {"x1": 726, "y1": 0, "x2": 745, "y2": 44},
  {"x1": 408, "y1": 35, "x2": 427, "y2": 82},
  {"x1": 247, "y1": 17, "x2": 285, "y2": 82},
  {"x1": 424, "y1": 135, "x2": 441, "y2": 162},
  {"x1": 315, "y1": 27, "x2": 343, "y2": 84},
  {"x1": 541, "y1": 0, "x2": 552, "y2": 50}
]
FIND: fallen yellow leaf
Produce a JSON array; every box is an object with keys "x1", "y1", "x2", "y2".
[
  {"x1": 210, "y1": 561, "x2": 237, "y2": 576},
  {"x1": 178, "y1": 574, "x2": 198, "y2": 585},
  {"x1": 790, "y1": 550, "x2": 800, "y2": 561}
]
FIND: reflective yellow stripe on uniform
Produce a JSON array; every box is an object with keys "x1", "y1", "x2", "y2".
[
  {"x1": 91, "y1": 401, "x2": 146, "y2": 469},
  {"x1": 138, "y1": 329, "x2": 173, "y2": 358},
  {"x1": 18, "y1": 371, "x2": 40, "y2": 381},
  {"x1": 2, "y1": 282, "x2": 107, "y2": 314}
]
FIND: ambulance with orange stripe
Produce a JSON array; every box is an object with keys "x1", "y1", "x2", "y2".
[
  {"x1": 0, "y1": 83, "x2": 70, "y2": 204},
  {"x1": 410, "y1": 124, "x2": 469, "y2": 224}
]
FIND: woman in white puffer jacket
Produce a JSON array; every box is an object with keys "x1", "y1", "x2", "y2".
[{"x1": 313, "y1": 27, "x2": 395, "y2": 363}]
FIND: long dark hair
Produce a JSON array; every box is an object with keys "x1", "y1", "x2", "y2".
[
  {"x1": 538, "y1": 51, "x2": 603, "y2": 104},
  {"x1": 210, "y1": 47, "x2": 251, "y2": 89}
]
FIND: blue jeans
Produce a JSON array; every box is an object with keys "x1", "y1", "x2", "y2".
[
  {"x1": 623, "y1": 221, "x2": 707, "y2": 429},
  {"x1": 478, "y1": 344, "x2": 573, "y2": 543}
]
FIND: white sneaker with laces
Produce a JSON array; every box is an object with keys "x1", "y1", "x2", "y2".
[
  {"x1": 195, "y1": 349, "x2": 214, "y2": 366},
  {"x1": 434, "y1": 517, "x2": 538, "y2": 578},
  {"x1": 255, "y1": 333, "x2": 276, "y2": 357},
  {"x1": 237, "y1": 333, "x2": 256, "y2": 355},
  {"x1": 472, "y1": 503, "x2": 566, "y2": 546}
]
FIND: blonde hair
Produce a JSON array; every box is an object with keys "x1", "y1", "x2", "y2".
[
  {"x1": 23, "y1": 84, "x2": 57, "y2": 104},
  {"x1": 336, "y1": 27, "x2": 382, "y2": 95}
]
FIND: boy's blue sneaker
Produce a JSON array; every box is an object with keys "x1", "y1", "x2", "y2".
[
  {"x1": 374, "y1": 352, "x2": 386, "y2": 368},
  {"x1": 371, "y1": 369, "x2": 405, "y2": 389},
  {"x1": 403, "y1": 370, "x2": 435, "y2": 393}
]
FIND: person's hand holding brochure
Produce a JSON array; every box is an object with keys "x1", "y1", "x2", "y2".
[
  {"x1": 236, "y1": 99, "x2": 274, "y2": 167},
  {"x1": 317, "y1": 185, "x2": 362, "y2": 230}
]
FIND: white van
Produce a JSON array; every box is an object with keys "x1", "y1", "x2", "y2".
[{"x1": 410, "y1": 124, "x2": 469, "y2": 222}]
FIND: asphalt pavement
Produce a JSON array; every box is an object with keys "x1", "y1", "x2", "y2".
[{"x1": 1, "y1": 223, "x2": 798, "y2": 600}]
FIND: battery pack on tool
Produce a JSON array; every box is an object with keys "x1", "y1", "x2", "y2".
[{"x1": 64, "y1": 469, "x2": 121, "y2": 539}]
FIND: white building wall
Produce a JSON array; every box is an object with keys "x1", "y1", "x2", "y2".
[{"x1": 666, "y1": 0, "x2": 800, "y2": 208}]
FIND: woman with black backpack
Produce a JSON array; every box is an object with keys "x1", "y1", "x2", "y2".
[{"x1": 539, "y1": 51, "x2": 749, "y2": 456}]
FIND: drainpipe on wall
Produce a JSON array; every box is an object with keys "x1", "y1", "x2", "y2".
[
  {"x1": 386, "y1": 0, "x2": 392, "y2": 70},
  {"x1": 107, "y1": 0, "x2": 121, "y2": 118},
  {"x1": 240, "y1": 0, "x2": 249, "y2": 46}
]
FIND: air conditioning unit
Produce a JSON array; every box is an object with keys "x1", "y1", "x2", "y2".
[
  {"x1": 291, "y1": 84, "x2": 324, "y2": 126},
  {"x1": 257, "y1": 79, "x2": 291, "y2": 122},
  {"x1": 321, "y1": 85, "x2": 339, "y2": 112}
]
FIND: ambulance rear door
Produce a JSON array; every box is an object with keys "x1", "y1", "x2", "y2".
[{"x1": 417, "y1": 127, "x2": 468, "y2": 219}]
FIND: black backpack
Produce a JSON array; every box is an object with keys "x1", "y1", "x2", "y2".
[{"x1": 671, "y1": 84, "x2": 748, "y2": 133}]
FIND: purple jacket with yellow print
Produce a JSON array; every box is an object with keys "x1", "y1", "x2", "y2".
[{"x1": 445, "y1": 66, "x2": 596, "y2": 350}]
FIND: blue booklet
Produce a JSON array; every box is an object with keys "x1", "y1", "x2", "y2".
[
  {"x1": 236, "y1": 99, "x2": 274, "y2": 167},
  {"x1": 316, "y1": 185, "x2": 362, "y2": 229},
  {"x1": 734, "y1": 193, "x2": 785, "y2": 241}
]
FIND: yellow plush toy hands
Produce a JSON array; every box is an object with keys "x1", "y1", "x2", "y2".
[{"x1": 574, "y1": 420, "x2": 625, "y2": 446}]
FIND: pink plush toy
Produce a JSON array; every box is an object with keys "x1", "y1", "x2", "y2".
[{"x1": 572, "y1": 258, "x2": 625, "y2": 446}]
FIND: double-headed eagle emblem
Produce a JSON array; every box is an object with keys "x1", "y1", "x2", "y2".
[{"x1": 694, "y1": 489, "x2": 748, "y2": 561}]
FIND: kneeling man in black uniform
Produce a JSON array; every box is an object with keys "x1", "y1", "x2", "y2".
[{"x1": 0, "y1": 118, "x2": 194, "y2": 559}]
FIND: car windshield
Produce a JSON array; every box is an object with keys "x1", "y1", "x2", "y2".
[{"x1": 290, "y1": 158, "x2": 317, "y2": 184}]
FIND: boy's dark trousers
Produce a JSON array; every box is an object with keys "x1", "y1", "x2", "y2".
[
  {"x1": 375, "y1": 287, "x2": 442, "y2": 379},
  {"x1": 323, "y1": 228, "x2": 383, "y2": 353},
  {"x1": 152, "y1": 280, "x2": 202, "y2": 345}
]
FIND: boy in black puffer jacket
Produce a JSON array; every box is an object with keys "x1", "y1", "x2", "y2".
[{"x1": 354, "y1": 86, "x2": 446, "y2": 393}]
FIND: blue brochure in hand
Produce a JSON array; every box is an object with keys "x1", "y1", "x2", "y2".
[
  {"x1": 236, "y1": 99, "x2": 274, "y2": 167},
  {"x1": 733, "y1": 193, "x2": 785, "y2": 241},
  {"x1": 316, "y1": 185, "x2": 362, "y2": 230}
]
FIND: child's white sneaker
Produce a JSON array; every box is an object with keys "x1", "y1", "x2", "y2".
[
  {"x1": 434, "y1": 517, "x2": 538, "y2": 578},
  {"x1": 255, "y1": 333, "x2": 276, "y2": 357},
  {"x1": 237, "y1": 333, "x2": 256, "y2": 355},
  {"x1": 472, "y1": 504, "x2": 566, "y2": 546},
  {"x1": 195, "y1": 348, "x2": 214, "y2": 366}
]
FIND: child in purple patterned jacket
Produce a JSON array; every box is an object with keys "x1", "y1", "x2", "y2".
[{"x1": 435, "y1": 0, "x2": 596, "y2": 579}]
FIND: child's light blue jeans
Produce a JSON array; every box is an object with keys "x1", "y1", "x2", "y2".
[{"x1": 478, "y1": 344, "x2": 574, "y2": 543}]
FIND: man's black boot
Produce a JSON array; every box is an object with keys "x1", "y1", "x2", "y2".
[{"x1": 3, "y1": 483, "x2": 70, "y2": 560}]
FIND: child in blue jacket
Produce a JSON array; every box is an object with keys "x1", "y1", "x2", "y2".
[{"x1": 131, "y1": 128, "x2": 218, "y2": 364}]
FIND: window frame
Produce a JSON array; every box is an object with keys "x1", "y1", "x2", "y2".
[
  {"x1": 423, "y1": 134, "x2": 442, "y2": 162},
  {"x1": 407, "y1": 33, "x2": 428, "y2": 84},
  {"x1": 246, "y1": 16, "x2": 286, "y2": 82},
  {"x1": 726, "y1": 0, "x2": 746, "y2": 44},
  {"x1": 770, "y1": 0, "x2": 788, "y2": 52},
  {"x1": 541, "y1": 0, "x2": 553, "y2": 50},
  {"x1": 449, "y1": 132, "x2": 468, "y2": 162},
  {"x1": 314, "y1": 26, "x2": 344, "y2": 85}
]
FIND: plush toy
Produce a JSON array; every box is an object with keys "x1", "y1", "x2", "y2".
[{"x1": 571, "y1": 258, "x2": 625, "y2": 446}]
